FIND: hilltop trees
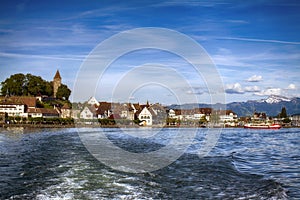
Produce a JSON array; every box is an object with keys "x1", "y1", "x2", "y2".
[
  {"x1": 1, "y1": 73, "x2": 70, "y2": 99},
  {"x1": 26, "y1": 74, "x2": 53, "y2": 96},
  {"x1": 56, "y1": 84, "x2": 71, "y2": 100},
  {"x1": 1, "y1": 73, "x2": 26, "y2": 96}
]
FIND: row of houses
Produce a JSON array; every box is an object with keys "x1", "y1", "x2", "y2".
[
  {"x1": 0, "y1": 96, "x2": 70, "y2": 119},
  {"x1": 75, "y1": 97, "x2": 166, "y2": 126},
  {"x1": 76, "y1": 97, "x2": 238, "y2": 126},
  {"x1": 2, "y1": 95, "x2": 300, "y2": 127},
  {"x1": 167, "y1": 108, "x2": 238, "y2": 126},
  {"x1": 242, "y1": 111, "x2": 300, "y2": 127}
]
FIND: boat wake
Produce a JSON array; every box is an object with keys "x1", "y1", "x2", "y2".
[{"x1": 0, "y1": 128, "x2": 290, "y2": 199}]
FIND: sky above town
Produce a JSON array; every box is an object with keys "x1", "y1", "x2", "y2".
[{"x1": 0, "y1": 0, "x2": 299, "y2": 104}]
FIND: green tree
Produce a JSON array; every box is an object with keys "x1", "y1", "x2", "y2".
[
  {"x1": 199, "y1": 115, "x2": 207, "y2": 125},
  {"x1": 0, "y1": 73, "x2": 69, "y2": 97},
  {"x1": 44, "y1": 81, "x2": 53, "y2": 96},
  {"x1": 26, "y1": 74, "x2": 46, "y2": 96},
  {"x1": 283, "y1": 117, "x2": 291, "y2": 124},
  {"x1": 56, "y1": 84, "x2": 71, "y2": 100},
  {"x1": 278, "y1": 107, "x2": 287, "y2": 118},
  {"x1": 1, "y1": 73, "x2": 26, "y2": 96},
  {"x1": 210, "y1": 111, "x2": 220, "y2": 125}
]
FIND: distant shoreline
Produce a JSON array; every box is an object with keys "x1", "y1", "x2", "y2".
[
  {"x1": 0, "y1": 123, "x2": 75, "y2": 129},
  {"x1": 0, "y1": 123, "x2": 298, "y2": 129}
]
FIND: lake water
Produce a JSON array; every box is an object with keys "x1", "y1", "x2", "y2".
[{"x1": 0, "y1": 127, "x2": 299, "y2": 199}]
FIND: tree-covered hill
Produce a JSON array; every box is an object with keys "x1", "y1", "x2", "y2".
[{"x1": 1, "y1": 73, "x2": 71, "y2": 100}]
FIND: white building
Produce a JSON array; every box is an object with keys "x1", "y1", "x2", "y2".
[
  {"x1": 218, "y1": 110, "x2": 238, "y2": 126},
  {"x1": 27, "y1": 108, "x2": 59, "y2": 118},
  {"x1": 80, "y1": 106, "x2": 97, "y2": 119},
  {"x1": 291, "y1": 113, "x2": 300, "y2": 126},
  {"x1": 0, "y1": 103, "x2": 27, "y2": 117},
  {"x1": 138, "y1": 107, "x2": 155, "y2": 126},
  {"x1": 87, "y1": 96, "x2": 100, "y2": 106},
  {"x1": 168, "y1": 109, "x2": 176, "y2": 118}
]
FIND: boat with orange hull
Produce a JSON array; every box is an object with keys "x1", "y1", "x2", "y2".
[{"x1": 244, "y1": 123, "x2": 281, "y2": 129}]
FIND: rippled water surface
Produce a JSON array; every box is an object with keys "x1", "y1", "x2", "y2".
[{"x1": 0, "y1": 127, "x2": 299, "y2": 199}]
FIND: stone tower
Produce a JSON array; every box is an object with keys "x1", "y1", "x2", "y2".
[{"x1": 53, "y1": 70, "x2": 62, "y2": 98}]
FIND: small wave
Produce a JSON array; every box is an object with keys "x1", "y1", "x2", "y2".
[{"x1": 148, "y1": 154, "x2": 288, "y2": 199}]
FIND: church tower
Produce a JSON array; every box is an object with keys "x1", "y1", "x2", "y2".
[{"x1": 53, "y1": 70, "x2": 62, "y2": 98}]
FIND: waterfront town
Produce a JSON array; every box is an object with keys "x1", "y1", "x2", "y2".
[{"x1": 0, "y1": 71, "x2": 299, "y2": 127}]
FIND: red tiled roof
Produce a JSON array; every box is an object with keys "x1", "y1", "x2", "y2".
[
  {"x1": 97, "y1": 102, "x2": 112, "y2": 115},
  {"x1": 0, "y1": 96, "x2": 36, "y2": 107},
  {"x1": 61, "y1": 103, "x2": 71, "y2": 109},
  {"x1": 86, "y1": 105, "x2": 97, "y2": 114},
  {"x1": 108, "y1": 114, "x2": 121, "y2": 119},
  {"x1": 135, "y1": 106, "x2": 157, "y2": 117},
  {"x1": 174, "y1": 109, "x2": 181, "y2": 115},
  {"x1": 132, "y1": 103, "x2": 140, "y2": 110},
  {"x1": 19, "y1": 97, "x2": 36, "y2": 107},
  {"x1": 28, "y1": 108, "x2": 59, "y2": 115}
]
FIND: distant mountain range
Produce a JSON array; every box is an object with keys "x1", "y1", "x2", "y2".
[{"x1": 169, "y1": 95, "x2": 300, "y2": 117}]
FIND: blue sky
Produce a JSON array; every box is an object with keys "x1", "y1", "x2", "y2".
[{"x1": 0, "y1": 0, "x2": 299, "y2": 104}]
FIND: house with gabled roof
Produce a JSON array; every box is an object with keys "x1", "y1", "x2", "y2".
[
  {"x1": 80, "y1": 105, "x2": 97, "y2": 120},
  {"x1": 252, "y1": 112, "x2": 267, "y2": 121},
  {"x1": 167, "y1": 107, "x2": 212, "y2": 122},
  {"x1": 97, "y1": 102, "x2": 112, "y2": 119},
  {"x1": 168, "y1": 109, "x2": 176, "y2": 118},
  {"x1": 13, "y1": 96, "x2": 37, "y2": 108},
  {"x1": 0, "y1": 96, "x2": 37, "y2": 117},
  {"x1": 0, "y1": 101, "x2": 27, "y2": 117},
  {"x1": 136, "y1": 106, "x2": 153, "y2": 126},
  {"x1": 87, "y1": 96, "x2": 100, "y2": 106},
  {"x1": 60, "y1": 103, "x2": 72, "y2": 118},
  {"x1": 131, "y1": 103, "x2": 141, "y2": 113},
  {"x1": 27, "y1": 108, "x2": 59, "y2": 118},
  {"x1": 135, "y1": 105, "x2": 158, "y2": 126},
  {"x1": 112, "y1": 103, "x2": 135, "y2": 120}
]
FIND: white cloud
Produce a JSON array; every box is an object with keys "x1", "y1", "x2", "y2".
[
  {"x1": 223, "y1": 20, "x2": 249, "y2": 24},
  {"x1": 254, "y1": 88, "x2": 282, "y2": 96},
  {"x1": 0, "y1": 52, "x2": 84, "y2": 61},
  {"x1": 185, "y1": 86, "x2": 208, "y2": 95},
  {"x1": 287, "y1": 83, "x2": 296, "y2": 90},
  {"x1": 244, "y1": 86, "x2": 260, "y2": 92},
  {"x1": 226, "y1": 83, "x2": 261, "y2": 94},
  {"x1": 212, "y1": 54, "x2": 255, "y2": 67},
  {"x1": 225, "y1": 83, "x2": 244, "y2": 94},
  {"x1": 246, "y1": 75, "x2": 263, "y2": 82},
  {"x1": 151, "y1": 1, "x2": 229, "y2": 8},
  {"x1": 220, "y1": 37, "x2": 300, "y2": 45}
]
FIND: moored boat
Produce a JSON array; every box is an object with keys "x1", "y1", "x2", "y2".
[{"x1": 244, "y1": 123, "x2": 281, "y2": 129}]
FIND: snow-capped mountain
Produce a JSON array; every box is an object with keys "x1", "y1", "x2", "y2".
[
  {"x1": 169, "y1": 95, "x2": 300, "y2": 117},
  {"x1": 227, "y1": 95, "x2": 299, "y2": 116},
  {"x1": 262, "y1": 95, "x2": 291, "y2": 104}
]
